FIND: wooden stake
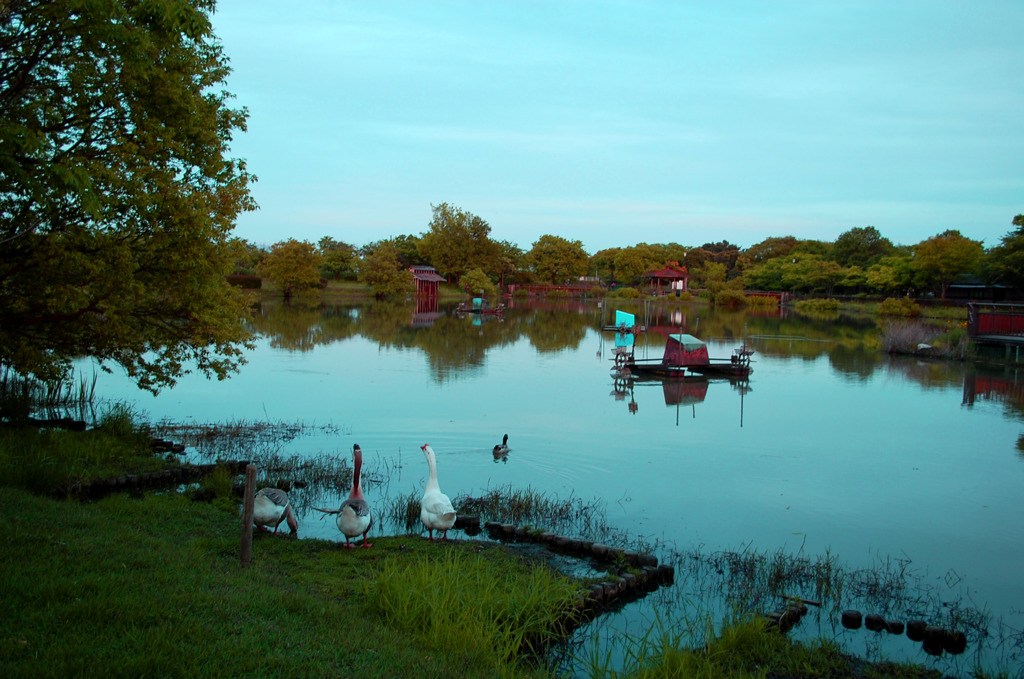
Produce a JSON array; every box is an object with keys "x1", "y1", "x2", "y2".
[{"x1": 240, "y1": 464, "x2": 256, "y2": 567}]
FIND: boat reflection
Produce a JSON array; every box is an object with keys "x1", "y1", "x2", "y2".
[{"x1": 611, "y1": 373, "x2": 752, "y2": 426}]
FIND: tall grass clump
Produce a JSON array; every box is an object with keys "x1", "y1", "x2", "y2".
[
  {"x1": 366, "y1": 549, "x2": 579, "y2": 674},
  {"x1": 880, "y1": 320, "x2": 943, "y2": 354},
  {"x1": 0, "y1": 366, "x2": 97, "y2": 423},
  {"x1": 586, "y1": 614, "x2": 947, "y2": 679},
  {"x1": 455, "y1": 485, "x2": 612, "y2": 539},
  {"x1": 746, "y1": 295, "x2": 779, "y2": 309}
]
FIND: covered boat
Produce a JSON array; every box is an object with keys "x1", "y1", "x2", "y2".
[{"x1": 621, "y1": 333, "x2": 752, "y2": 378}]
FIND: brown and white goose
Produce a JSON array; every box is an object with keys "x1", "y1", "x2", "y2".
[
  {"x1": 314, "y1": 444, "x2": 373, "y2": 548},
  {"x1": 253, "y1": 487, "x2": 299, "y2": 535}
]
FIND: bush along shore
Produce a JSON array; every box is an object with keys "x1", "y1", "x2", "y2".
[{"x1": 2, "y1": 414, "x2": 1009, "y2": 678}]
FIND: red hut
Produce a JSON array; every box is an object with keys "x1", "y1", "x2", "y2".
[{"x1": 409, "y1": 265, "x2": 445, "y2": 297}]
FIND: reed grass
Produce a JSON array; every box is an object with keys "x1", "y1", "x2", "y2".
[
  {"x1": 454, "y1": 484, "x2": 613, "y2": 539},
  {"x1": 0, "y1": 365, "x2": 97, "y2": 423}
]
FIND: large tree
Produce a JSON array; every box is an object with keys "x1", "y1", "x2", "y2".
[
  {"x1": 523, "y1": 235, "x2": 589, "y2": 284},
  {"x1": 0, "y1": 0, "x2": 256, "y2": 392},
  {"x1": 317, "y1": 236, "x2": 357, "y2": 280},
  {"x1": 986, "y1": 214, "x2": 1024, "y2": 289},
  {"x1": 418, "y1": 203, "x2": 499, "y2": 281},
  {"x1": 832, "y1": 226, "x2": 894, "y2": 268},
  {"x1": 257, "y1": 240, "x2": 322, "y2": 298},
  {"x1": 360, "y1": 242, "x2": 414, "y2": 300},
  {"x1": 912, "y1": 230, "x2": 984, "y2": 299}
]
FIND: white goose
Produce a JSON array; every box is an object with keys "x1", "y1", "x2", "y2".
[
  {"x1": 492, "y1": 433, "x2": 510, "y2": 458},
  {"x1": 419, "y1": 444, "x2": 457, "y2": 540},
  {"x1": 313, "y1": 444, "x2": 373, "y2": 548},
  {"x1": 253, "y1": 487, "x2": 299, "y2": 535}
]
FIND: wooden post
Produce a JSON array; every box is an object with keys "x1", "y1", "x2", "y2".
[{"x1": 240, "y1": 464, "x2": 256, "y2": 567}]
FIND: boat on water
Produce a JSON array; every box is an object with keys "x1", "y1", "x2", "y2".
[
  {"x1": 455, "y1": 297, "x2": 505, "y2": 316},
  {"x1": 618, "y1": 332, "x2": 753, "y2": 379}
]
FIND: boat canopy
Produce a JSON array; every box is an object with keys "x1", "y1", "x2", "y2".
[
  {"x1": 667, "y1": 334, "x2": 706, "y2": 351},
  {"x1": 615, "y1": 310, "x2": 635, "y2": 327},
  {"x1": 663, "y1": 333, "x2": 709, "y2": 366}
]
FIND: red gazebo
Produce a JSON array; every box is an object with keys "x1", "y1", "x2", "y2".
[
  {"x1": 641, "y1": 262, "x2": 690, "y2": 296},
  {"x1": 409, "y1": 265, "x2": 445, "y2": 297}
]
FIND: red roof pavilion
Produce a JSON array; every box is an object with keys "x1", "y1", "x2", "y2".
[{"x1": 641, "y1": 262, "x2": 690, "y2": 296}]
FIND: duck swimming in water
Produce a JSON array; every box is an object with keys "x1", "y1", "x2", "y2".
[{"x1": 492, "y1": 434, "x2": 509, "y2": 458}]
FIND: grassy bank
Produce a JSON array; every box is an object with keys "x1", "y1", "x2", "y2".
[
  {"x1": 0, "y1": 417, "x2": 989, "y2": 678},
  {"x1": 0, "y1": 487, "x2": 571, "y2": 678},
  {"x1": 2, "y1": 485, "x2": 961, "y2": 679}
]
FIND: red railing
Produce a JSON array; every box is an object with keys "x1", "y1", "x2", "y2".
[{"x1": 968, "y1": 303, "x2": 1024, "y2": 337}]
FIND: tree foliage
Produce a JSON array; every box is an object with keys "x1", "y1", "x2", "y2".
[
  {"x1": 986, "y1": 214, "x2": 1024, "y2": 288},
  {"x1": 0, "y1": 0, "x2": 256, "y2": 392},
  {"x1": 460, "y1": 268, "x2": 498, "y2": 297},
  {"x1": 418, "y1": 203, "x2": 499, "y2": 281},
  {"x1": 523, "y1": 235, "x2": 589, "y2": 284},
  {"x1": 256, "y1": 240, "x2": 322, "y2": 297},
  {"x1": 832, "y1": 226, "x2": 894, "y2": 268},
  {"x1": 360, "y1": 242, "x2": 414, "y2": 300},
  {"x1": 912, "y1": 230, "x2": 984, "y2": 299},
  {"x1": 317, "y1": 237, "x2": 357, "y2": 280}
]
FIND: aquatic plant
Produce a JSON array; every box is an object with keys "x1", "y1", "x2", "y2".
[{"x1": 0, "y1": 365, "x2": 97, "y2": 423}]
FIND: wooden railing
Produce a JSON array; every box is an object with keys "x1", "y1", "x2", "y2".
[{"x1": 967, "y1": 303, "x2": 1024, "y2": 337}]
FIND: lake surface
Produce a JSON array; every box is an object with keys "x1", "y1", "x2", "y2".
[{"x1": 86, "y1": 298, "x2": 1024, "y2": 677}]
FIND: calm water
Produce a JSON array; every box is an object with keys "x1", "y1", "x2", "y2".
[{"x1": 86, "y1": 299, "x2": 1024, "y2": 677}]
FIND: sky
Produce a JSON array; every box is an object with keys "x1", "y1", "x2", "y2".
[{"x1": 210, "y1": 1, "x2": 1024, "y2": 254}]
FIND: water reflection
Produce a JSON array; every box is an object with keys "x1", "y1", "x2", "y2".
[
  {"x1": 90, "y1": 297, "x2": 1024, "y2": 678},
  {"x1": 246, "y1": 298, "x2": 1024, "y2": 427},
  {"x1": 610, "y1": 375, "x2": 752, "y2": 427}
]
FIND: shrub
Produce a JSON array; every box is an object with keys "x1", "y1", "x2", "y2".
[
  {"x1": 878, "y1": 296, "x2": 922, "y2": 317},
  {"x1": 460, "y1": 268, "x2": 498, "y2": 297},
  {"x1": 746, "y1": 295, "x2": 779, "y2": 308},
  {"x1": 607, "y1": 286, "x2": 640, "y2": 299},
  {"x1": 714, "y1": 289, "x2": 748, "y2": 308},
  {"x1": 226, "y1": 274, "x2": 262, "y2": 289}
]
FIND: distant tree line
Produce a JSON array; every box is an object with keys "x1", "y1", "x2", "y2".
[
  {"x1": 245, "y1": 206, "x2": 1024, "y2": 303},
  {"x1": 2, "y1": 1, "x2": 1019, "y2": 395}
]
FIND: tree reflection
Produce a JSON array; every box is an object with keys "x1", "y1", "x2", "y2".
[
  {"x1": 247, "y1": 298, "x2": 359, "y2": 351},
  {"x1": 247, "y1": 299, "x2": 1024, "y2": 412}
]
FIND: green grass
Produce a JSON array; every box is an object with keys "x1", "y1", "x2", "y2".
[
  {"x1": 0, "y1": 407, "x2": 170, "y2": 494},
  {"x1": 1, "y1": 422, "x2": 1007, "y2": 679},
  {"x1": 368, "y1": 549, "x2": 579, "y2": 675},
  {"x1": 0, "y1": 487, "x2": 565, "y2": 678}
]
